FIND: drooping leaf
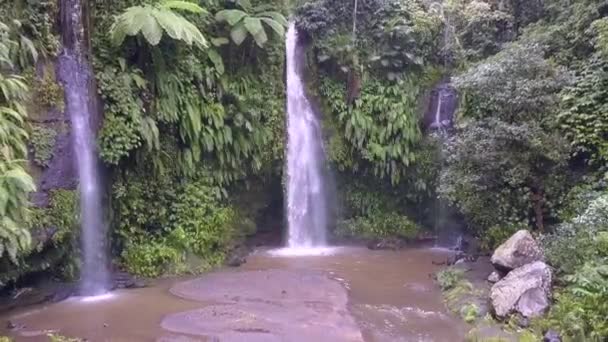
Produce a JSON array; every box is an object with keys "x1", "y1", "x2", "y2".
[
  {"x1": 160, "y1": 0, "x2": 207, "y2": 14},
  {"x1": 260, "y1": 18, "x2": 285, "y2": 37},
  {"x1": 230, "y1": 22, "x2": 248, "y2": 45},
  {"x1": 215, "y1": 10, "x2": 247, "y2": 26}
]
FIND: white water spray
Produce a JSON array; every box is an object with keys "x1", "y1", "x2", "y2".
[{"x1": 284, "y1": 24, "x2": 331, "y2": 251}]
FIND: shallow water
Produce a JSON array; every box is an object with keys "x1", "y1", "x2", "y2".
[{"x1": 0, "y1": 247, "x2": 466, "y2": 341}]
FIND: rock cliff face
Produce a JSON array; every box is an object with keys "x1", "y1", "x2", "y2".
[{"x1": 29, "y1": 1, "x2": 102, "y2": 208}]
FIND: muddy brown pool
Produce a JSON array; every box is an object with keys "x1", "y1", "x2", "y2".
[{"x1": 0, "y1": 247, "x2": 466, "y2": 341}]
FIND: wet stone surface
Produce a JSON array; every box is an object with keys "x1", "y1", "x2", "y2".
[{"x1": 165, "y1": 269, "x2": 363, "y2": 342}]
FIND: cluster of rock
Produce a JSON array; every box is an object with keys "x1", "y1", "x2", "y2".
[{"x1": 487, "y1": 230, "x2": 552, "y2": 319}]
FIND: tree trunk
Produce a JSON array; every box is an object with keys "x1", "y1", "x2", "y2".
[{"x1": 530, "y1": 186, "x2": 544, "y2": 232}]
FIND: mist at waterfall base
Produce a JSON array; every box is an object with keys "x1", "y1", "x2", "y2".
[
  {"x1": 59, "y1": 0, "x2": 110, "y2": 296},
  {"x1": 270, "y1": 24, "x2": 337, "y2": 257}
]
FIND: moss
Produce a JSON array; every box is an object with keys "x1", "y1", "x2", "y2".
[
  {"x1": 461, "y1": 303, "x2": 480, "y2": 323},
  {"x1": 30, "y1": 125, "x2": 57, "y2": 167},
  {"x1": 33, "y1": 71, "x2": 64, "y2": 111}
]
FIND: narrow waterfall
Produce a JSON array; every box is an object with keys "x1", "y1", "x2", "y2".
[
  {"x1": 285, "y1": 24, "x2": 330, "y2": 249},
  {"x1": 58, "y1": 0, "x2": 109, "y2": 295}
]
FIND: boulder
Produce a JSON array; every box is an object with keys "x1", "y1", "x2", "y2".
[
  {"x1": 543, "y1": 330, "x2": 562, "y2": 342},
  {"x1": 487, "y1": 271, "x2": 502, "y2": 283},
  {"x1": 490, "y1": 261, "x2": 551, "y2": 318},
  {"x1": 491, "y1": 230, "x2": 544, "y2": 272}
]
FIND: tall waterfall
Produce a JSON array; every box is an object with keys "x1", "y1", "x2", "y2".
[
  {"x1": 59, "y1": 0, "x2": 109, "y2": 295},
  {"x1": 285, "y1": 24, "x2": 330, "y2": 249}
]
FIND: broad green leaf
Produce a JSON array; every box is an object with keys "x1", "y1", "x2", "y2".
[
  {"x1": 260, "y1": 18, "x2": 285, "y2": 37},
  {"x1": 215, "y1": 9, "x2": 247, "y2": 26},
  {"x1": 258, "y1": 11, "x2": 288, "y2": 27},
  {"x1": 230, "y1": 22, "x2": 248, "y2": 45},
  {"x1": 160, "y1": 0, "x2": 207, "y2": 14}
]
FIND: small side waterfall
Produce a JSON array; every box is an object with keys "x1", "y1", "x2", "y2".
[
  {"x1": 58, "y1": 0, "x2": 109, "y2": 295},
  {"x1": 428, "y1": 82, "x2": 457, "y2": 132},
  {"x1": 284, "y1": 24, "x2": 330, "y2": 250}
]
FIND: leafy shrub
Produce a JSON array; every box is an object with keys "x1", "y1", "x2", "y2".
[
  {"x1": 478, "y1": 225, "x2": 521, "y2": 252},
  {"x1": 33, "y1": 72, "x2": 64, "y2": 110},
  {"x1": 543, "y1": 194, "x2": 608, "y2": 274},
  {"x1": 118, "y1": 176, "x2": 238, "y2": 277},
  {"x1": 121, "y1": 240, "x2": 183, "y2": 277},
  {"x1": 461, "y1": 303, "x2": 479, "y2": 323},
  {"x1": 321, "y1": 77, "x2": 423, "y2": 184},
  {"x1": 439, "y1": 119, "x2": 570, "y2": 233},
  {"x1": 30, "y1": 125, "x2": 57, "y2": 167},
  {"x1": 557, "y1": 57, "x2": 608, "y2": 166},
  {"x1": 336, "y1": 212, "x2": 420, "y2": 241},
  {"x1": 542, "y1": 262, "x2": 608, "y2": 340},
  {"x1": 436, "y1": 267, "x2": 466, "y2": 291}
]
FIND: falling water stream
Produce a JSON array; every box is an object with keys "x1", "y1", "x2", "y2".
[
  {"x1": 284, "y1": 24, "x2": 331, "y2": 252},
  {"x1": 58, "y1": 0, "x2": 109, "y2": 296}
]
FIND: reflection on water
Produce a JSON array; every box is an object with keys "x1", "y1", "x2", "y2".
[{"x1": 0, "y1": 247, "x2": 466, "y2": 341}]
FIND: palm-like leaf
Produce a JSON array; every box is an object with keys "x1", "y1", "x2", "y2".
[
  {"x1": 110, "y1": 1, "x2": 208, "y2": 48},
  {"x1": 215, "y1": 5, "x2": 288, "y2": 47},
  {"x1": 0, "y1": 21, "x2": 34, "y2": 262},
  {"x1": 160, "y1": 0, "x2": 207, "y2": 14}
]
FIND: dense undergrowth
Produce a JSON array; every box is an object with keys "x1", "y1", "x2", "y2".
[{"x1": 0, "y1": 0, "x2": 606, "y2": 339}]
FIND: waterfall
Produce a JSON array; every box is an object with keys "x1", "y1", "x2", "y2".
[
  {"x1": 434, "y1": 94, "x2": 443, "y2": 129},
  {"x1": 284, "y1": 24, "x2": 330, "y2": 250},
  {"x1": 58, "y1": 0, "x2": 109, "y2": 295}
]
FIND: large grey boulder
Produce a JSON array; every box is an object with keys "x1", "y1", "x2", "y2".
[
  {"x1": 491, "y1": 230, "x2": 544, "y2": 272},
  {"x1": 490, "y1": 261, "x2": 552, "y2": 318}
]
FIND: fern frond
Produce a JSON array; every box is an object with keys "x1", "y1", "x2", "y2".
[{"x1": 160, "y1": 0, "x2": 207, "y2": 14}]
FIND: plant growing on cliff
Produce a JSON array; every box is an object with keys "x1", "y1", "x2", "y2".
[
  {"x1": 110, "y1": 0, "x2": 208, "y2": 48},
  {"x1": 0, "y1": 22, "x2": 35, "y2": 262},
  {"x1": 30, "y1": 125, "x2": 57, "y2": 167}
]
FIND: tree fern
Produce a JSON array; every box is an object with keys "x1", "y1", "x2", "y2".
[
  {"x1": 110, "y1": 0, "x2": 208, "y2": 48},
  {"x1": 215, "y1": 4, "x2": 288, "y2": 48}
]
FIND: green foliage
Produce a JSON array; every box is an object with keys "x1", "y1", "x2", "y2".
[
  {"x1": 0, "y1": 19, "x2": 38, "y2": 69},
  {"x1": 336, "y1": 212, "x2": 420, "y2": 241},
  {"x1": 297, "y1": 0, "x2": 442, "y2": 78},
  {"x1": 96, "y1": 62, "x2": 151, "y2": 165},
  {"x1": 115, "y1": 172, "x2": 239, "y2": 277},
  {"x1": 19, "y1": 0, "x2": 60, "y2": 57},
  {"x1": 47, "y1": 334, "x2": 83, "y2": 342},
  {"x1": 110, "y1": 0, "x2": 208, "y2": 48},
  {"x1": 436, "y1": 267, "x2": 466, "y2": 291},
  {"x1": 32, "y1": 71, "x2": 64, "y2": 111},
  {"x1": 215, "y1": 1, "x2": 288, "y2": 48},
  {"x1": 455, "y1": 43, "x2": 569, "y2": 123},
  {"x1": 543, "y1": 194, "x2": 608, "y2": 275},
  {"x1": 461, "y1": 303, "x2": 479, "y2": 323},
  {"x1": 557, "y1": 57, "x2": 608, "y2": 165},
  {"x1": 444, "y1": 0, "x2": 516, "y2": 61},
  {"x1": 121, "y1": 240, "x2": 183, "y2": 277},
  {"x1": 0, "y1": 22, "x2": 35, "y2": 263},
  {"x1": 538, "y1": 192, "x2": 608, "y2": 340},
  {"x1": 478, "y1": 225, "x2": 521, "y2": 252},
  {"x1": 321, "y1": 77, "x2": 422, "y2": 184},
  {"x1": 30, "y1": 125, "x2": 56, "y2": 167},
  {"x1": 542, "y1": 262, "x2": 608, "y2": 340},
  {"x1": 439, "y1": 119, "x2": 570, "y2": 233}
]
